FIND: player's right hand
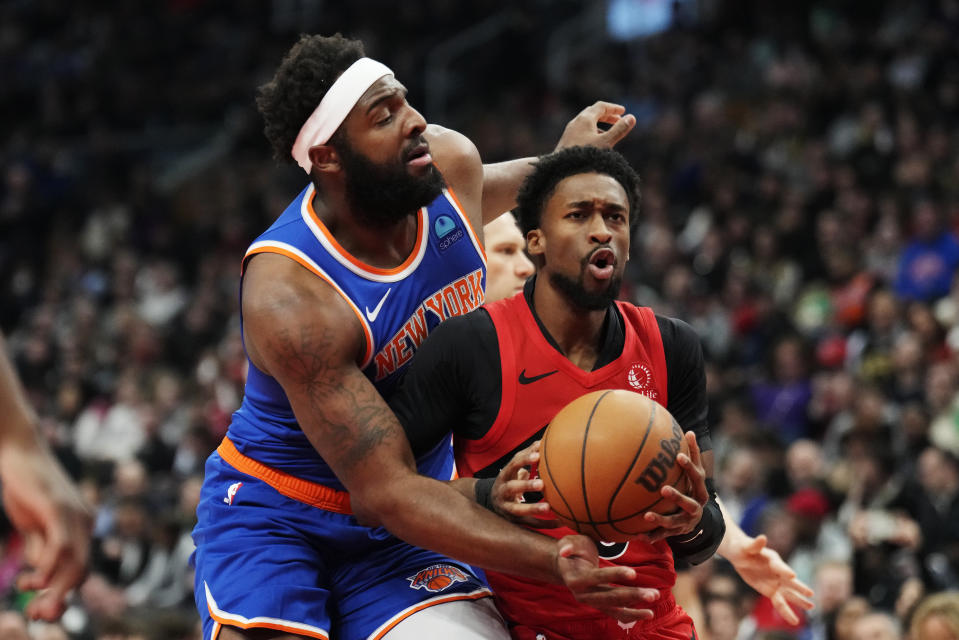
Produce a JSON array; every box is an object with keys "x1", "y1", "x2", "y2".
[{"x1": 555, "y1": 535, "x2": 660, "y2": 623}]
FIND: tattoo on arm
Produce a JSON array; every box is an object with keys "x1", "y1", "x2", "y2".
[{"x1": 267, "y1": 320, "x2": 413, "y2": 474}]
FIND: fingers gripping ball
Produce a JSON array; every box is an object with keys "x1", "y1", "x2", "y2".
[{"x1": 539, "y1": 389, "x2": 690, "y2": 542}]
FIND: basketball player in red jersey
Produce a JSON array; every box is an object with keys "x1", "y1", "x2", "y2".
[
  {"x1": 391, "y1": 146, "x2": 727, "y2": 639},
  {"x1": 479, "y1": 217, "x2": 815, "y2": 628}
]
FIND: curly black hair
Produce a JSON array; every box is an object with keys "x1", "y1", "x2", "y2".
[
  {"x1": 256, "y1": 33, "x2": 365, "y2": 163},
  {"x1": 514, "y1": 146, "x2": 641, "y2": 235}
]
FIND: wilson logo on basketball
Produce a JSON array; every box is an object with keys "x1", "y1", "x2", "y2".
[
  {"x1": 626, "y1": 363, "x2": 658, "y2": 400},
  {"x1": 406, "y1": 564, "x2": 469, "y2": 593},
  {"x1": 635, "y1": 419, "x2": 683, "y2": 492}
]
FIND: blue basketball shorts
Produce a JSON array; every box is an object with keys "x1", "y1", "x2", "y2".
[{"x1": 192, "y1": 445, "x2": 493, "y2": 640}]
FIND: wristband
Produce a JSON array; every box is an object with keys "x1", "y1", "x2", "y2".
[
  {"x1": 667, "y1": 478, "x2": 725, "y2": 566},
  {"x1": 474, "y1": 477, "x2": 497, "y2": 512}
]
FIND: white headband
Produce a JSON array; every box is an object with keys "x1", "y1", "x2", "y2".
[{"x1": 291, "y1": 57, "x2": 394, "y2": 173}]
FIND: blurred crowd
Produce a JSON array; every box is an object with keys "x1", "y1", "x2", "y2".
[{"x1": 1, "y1": 1, "x2": 958, "y2": 639}]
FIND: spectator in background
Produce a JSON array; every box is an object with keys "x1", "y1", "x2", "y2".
[
  {"x1": 845, "y1": 288, "x2": 904, "y2": 390},
  {"x1": 751, "y1": 335, "x2": 813, "y2": 444},
  {"x1": 717, "y1": 443, "x2": 768, "y2": 528},
  {"x1": 850, "y1": 611, "x2": 902, "y2": 640},
  {"x1": 894, "y1": 198, "x2": 959, "y2": 303},
  {"x1": 833, "y1": 597, "x2": 872, "y2": 640},
  {"x1": 780, "y1": 487, "x2": 850, "y2": 595},
  {"x1": 809, "y1": 561, "x2": 854, "y2": 640},
  {"x1": 910, "y1": 591, "x2": 959, "y2": 640},
  {"x1": 927, "y1": 361, "x2": 959, "y2": 455},
  {"x1": 785, "y1": 439, "x2": 827, "y2": 492},
  {"x1": 704, "y1": 592, "x2": 744, "y2": 640},
  {"x1": 910, "y1": 447, "x2": 959, "y2": 590},
  {"x1": 72, "y1": 369, "x2": 147, "y2": 465},
  {"x1": 843, "y1": 439, "x2": 921, "y2": 609}
]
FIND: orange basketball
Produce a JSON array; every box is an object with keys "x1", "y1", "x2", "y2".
[{"x1": 538, "y1": 389, "x2": 690, "y2": 542}]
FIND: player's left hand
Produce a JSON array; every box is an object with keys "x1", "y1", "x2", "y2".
[
  {"x1": 555, "y1": 101, "x2": 636, "y2": 151},
  {"x1": 556, "y1": 535, "x2": 660, "y2": 624},
  {"x1": 725, "y1": 534, "x2": 815, "y2": 625},
  {"x1": 638, "y1": 431, "x2": 708, "y2": 543},
  {"x1": 491, "y1": 441, "x2": 560, "y2": 528}
]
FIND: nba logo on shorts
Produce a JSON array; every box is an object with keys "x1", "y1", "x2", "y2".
[
  {"x1": 406, "y1": 564, "x2": 468, "y2": 593},
  {"x1": 224, "y1": 482, "x2": 243, "y2": 505},
  {"x1": 433, "y1": 215, "x2": 464, "y2": 252}
]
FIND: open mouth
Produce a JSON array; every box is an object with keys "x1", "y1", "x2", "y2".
[
  {"x1": 587, "y1": 248, "x2": 616, "y2": 280},
  {"x1": 406, "y1": 143, "x2": 432, "y2": 167}
]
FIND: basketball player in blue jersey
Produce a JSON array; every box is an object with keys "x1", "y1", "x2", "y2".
[{"x1": 191, "y1": 34, "x2": 653, "y2": 640}]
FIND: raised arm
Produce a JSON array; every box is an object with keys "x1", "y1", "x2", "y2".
[
  {"x1": 428, "y1": 103, "x2": 636, "y2": 230},
  {"x1": 480, "y1": 102, "x2": 636, "y2": 224},
  {"x1": 0, "y1": 332, "x2": 91, "y2": 621},
  {"x1": 242, "y1": 254, "x2": 652, "y2": 614}
]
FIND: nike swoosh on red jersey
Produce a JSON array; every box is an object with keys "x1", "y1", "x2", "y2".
[{"x1": 518, "y1": 369, "x2": 558, "y2": 384}]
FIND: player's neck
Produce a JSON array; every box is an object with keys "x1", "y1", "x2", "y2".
[
  {"x1": 531, "y1": 279, "x2": 607, "y2": 371},
  {"x1": 311, "y1": 187, "x2": 419, "y2": 269}
]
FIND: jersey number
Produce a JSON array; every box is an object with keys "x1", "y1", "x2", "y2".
[{"x1": 596, "y1": 541, "x2": 628, "y2": 560}]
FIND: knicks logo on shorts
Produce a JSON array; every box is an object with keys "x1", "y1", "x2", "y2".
[{"x1": 406, "y1": 564, "x2": 469, "y2": 593}]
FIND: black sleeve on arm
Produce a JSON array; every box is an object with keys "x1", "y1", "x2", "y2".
[
  {"x1": 657, "y1": 315, "x2": 711, "y2": 453},
  {"x1": 658, "y1": 316, "x2": 723, "y2": 565},
  {"x1": 389, "y1": 310, "x2": 501, "y2": 457},
  {"x1": 667, "y1": 478, "x2": 725, "y2": 567}
]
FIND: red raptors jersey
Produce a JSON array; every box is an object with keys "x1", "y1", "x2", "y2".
[{"x1": 455, "y1": 293, "x2": 676, "y2": 629}]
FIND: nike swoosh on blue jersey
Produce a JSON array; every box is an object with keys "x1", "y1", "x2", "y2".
[{"x1": 365, "y1": 288, "x2": 392, "y2": 322}]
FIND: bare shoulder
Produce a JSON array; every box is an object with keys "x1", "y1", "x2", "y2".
[
  {"x1": 425, "y1": 124, "x2": 483, "y2": 225},
  {"x1": 242, "y1": 253, "x2": 365, "y2": 377},
  {"x1": 425, "y1": 124, "x2": 479, "y2": 163}
]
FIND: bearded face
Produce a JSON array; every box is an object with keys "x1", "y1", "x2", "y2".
[
  {"x1": 549, "y1": 257, "x2": 622, "y2": 311},
  {"x1": 333, "y1": 136, "x2": 445, "y2": 227}
]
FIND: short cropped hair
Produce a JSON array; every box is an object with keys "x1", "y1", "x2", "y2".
[
  {"x1": 256, "y1": 33, "x2": 365, "y2": 163},
  {"x1": 514, "y1": 146, "x2": 641, "y2": 235}
]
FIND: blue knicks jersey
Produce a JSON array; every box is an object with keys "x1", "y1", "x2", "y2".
[{"x1": 227, "y1": 183, "x2": 486, "y2": 489}]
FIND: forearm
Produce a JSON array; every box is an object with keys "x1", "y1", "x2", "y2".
[
  {"x1": 481, "y1": 158, "x2": 536, "y2": 224},
  {"x1": 449, "y1": 477, "x2": 477, "y2": 502},
  {"x1": 716, "y1": 496, "x2": 751, "y2": 559},
  {"x1": 354, "y1": 473, "x2": 562, "y2": 584}
]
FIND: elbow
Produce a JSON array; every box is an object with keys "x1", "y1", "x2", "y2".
[{"x1": 350, "y1": 486, "x2": 401, "y2": 529}]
